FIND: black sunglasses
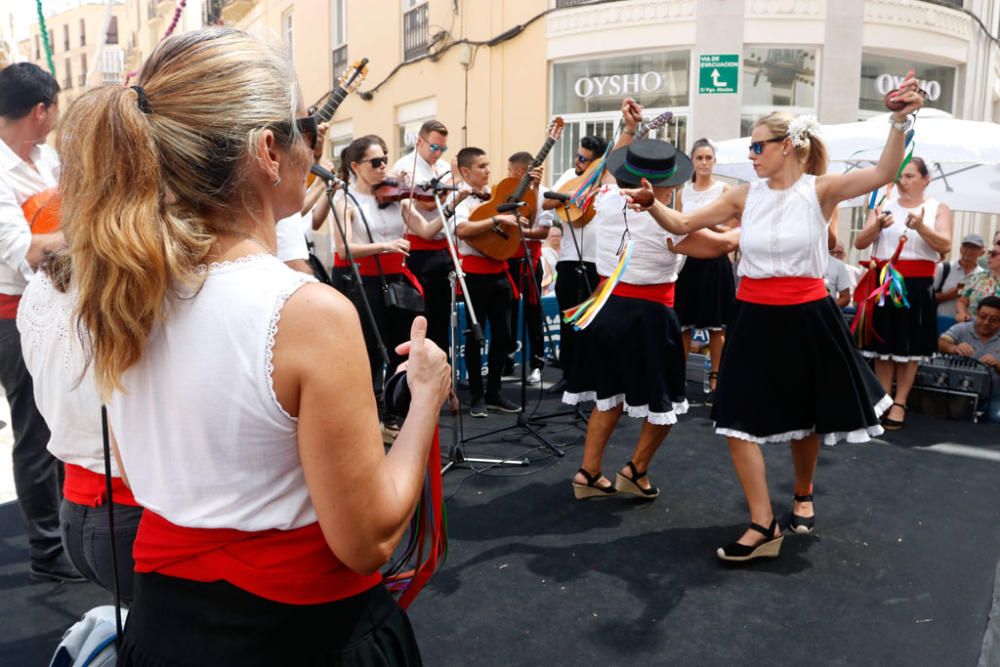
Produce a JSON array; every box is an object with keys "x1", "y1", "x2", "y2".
[
  {"x1": 749, "y1": 135, "x2": 787, "y2": 155},
  {"x1": 363, "y1": 156, "x2": 389, "y2": 168},
  {"x1": 274, "y1": 115, "x2": 318, "y2": 150}
]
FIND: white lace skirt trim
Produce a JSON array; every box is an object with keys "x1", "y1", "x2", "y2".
[
  {"x1": 563, "y1": 391, "x2": 690, "y2": 425},
  {"x1": 714, "y1": 394, "x2": 892, "y2": 446},
  {"x1": 860, "y1": 350, "x2": 930, "y2": 363}
]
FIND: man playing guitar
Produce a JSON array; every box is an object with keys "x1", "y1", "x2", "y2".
[
  {"x1": 0, "y1": 63, "x2": 80, "y2": 582},
  {"x1": 453, "y1": 147, "x2": 525, "y2": 418}
]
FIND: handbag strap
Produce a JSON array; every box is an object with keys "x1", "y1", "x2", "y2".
[
  {"x1": 346, "y1": 189, "x2": 390, "y2": 291},
  {"x1": 100, "y1": 405, "x2": 124, "y2": 648}
]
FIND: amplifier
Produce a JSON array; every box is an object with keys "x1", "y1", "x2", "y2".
[{"x1": 914, "y1": 355, "x2": 993, "y2": 404}]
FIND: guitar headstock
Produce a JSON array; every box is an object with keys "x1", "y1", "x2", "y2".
[
  {"x1": 337, "y1": 58, "x2": 369, "y2": 94},
  {"x1": 637, "y1": 111, "x2": 674, "y2": 140},
  {"x1": 548, "y1": 116, "x2": 565, "y2": 142}
]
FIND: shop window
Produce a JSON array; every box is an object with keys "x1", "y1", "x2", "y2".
[{"x1": 552, "y1": 50, "x2": 690, "y2": 116}]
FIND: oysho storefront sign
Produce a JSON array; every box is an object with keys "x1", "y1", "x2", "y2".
[
  {"x1": 573, "y1": 71, "x2": 665, "y2": 99},
  {"x1": 875, "y1": 73, "x2": 942, "y2": 102}
]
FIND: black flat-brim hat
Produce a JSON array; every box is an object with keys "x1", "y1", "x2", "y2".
[{"x1": 606, "y1": 138, "x2": 693, "y2": 188}]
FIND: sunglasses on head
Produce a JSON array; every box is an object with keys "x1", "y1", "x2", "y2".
[
  {"x1": 363, "y1": 156, "x2": 389, "y2": 168},
  {"x1": 575, "y1": 153, "x2": 593, "y2": 164},
  {"x1": 428, "y1": 143, "x2": 448, "y2": 153},
  {"x1": 749, "y1": 135, "x2": 787, "y2": 155}
]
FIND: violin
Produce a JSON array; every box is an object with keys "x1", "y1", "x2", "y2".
[{"x1": 373, "y1": 178, "x2": 439, "y2": 208}]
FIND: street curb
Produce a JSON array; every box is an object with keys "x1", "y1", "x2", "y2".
[{"x1": 979, "y1": 559, "x2": 1000, "y2": 667}]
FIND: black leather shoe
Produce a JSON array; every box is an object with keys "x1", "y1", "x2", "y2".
[
  {"x1": 545, "y1": 377, "x2": 568, "y2": 395},
  {"x1": 469, "y1": 396, "x2": 487, "y2": 418},
  {"x1": 30, "y1": 553, "x2": 87, "y2": 584},
  {"x1": 486, "y1": 393, "x2": 522, "y2": 413},
  {"x1": 789, "y1": 493, "x2": 815, "y2": 534}
]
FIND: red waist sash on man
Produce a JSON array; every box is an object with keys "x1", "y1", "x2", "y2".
[
  {"x1": 63, "y1": 463, "x2": 139, "y2": 507},
  {"x1": 405, "y1": 233, "x2": 448, "y2": 252},
  {"x1": 611, "y1": 281, "x2": 676, "y2": 307},
  {"x1": 737, "y1": 277, "x2": 829, "y2": 306},
  {"x1": 460, "y1": 254, "x2": 520, "y2": 300},
  {"x1": 133, "y1": 510, "x2": 381, "y2": 605}
]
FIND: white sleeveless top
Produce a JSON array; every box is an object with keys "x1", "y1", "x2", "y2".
[
  {"x1": 348, "y1": 191, "x2": 405, "y2": 244},
  {"x1": 593, "y1": 186, "x2": 687, "y2": 284},
  {"x1": 17, "y1": 272, "x2": 115, "y2": 475},
  {"x1": 873, "y1": 198, "x2": 941, "y2": 262},
  {"x1": 107, "y1": 254, "x2": 317, "y2": 530},
  {"x1": 681, "y1": 180, "x2": 725, "y2": 213},
  {"x1": 738, "y1": 174, "x2": 828, "y2": 279}
]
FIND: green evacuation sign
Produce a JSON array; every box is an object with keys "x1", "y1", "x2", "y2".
[{"x1": 699, "y1": 54, "x2": 739, "y2": 94}]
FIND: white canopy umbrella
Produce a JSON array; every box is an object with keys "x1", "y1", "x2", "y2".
[{"x1": 713, "y1": 110, "x2": 1000, "y2": 213}]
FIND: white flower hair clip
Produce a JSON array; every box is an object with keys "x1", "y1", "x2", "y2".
[{"x1": 787, "y1": 115, "x2": 821, "y2": 148}]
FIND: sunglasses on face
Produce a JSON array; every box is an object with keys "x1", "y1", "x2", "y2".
[
  {"x1": 428, "y1": 143, "x2": 448, "y2": 153},
  {"x1": 977, "y1": 312, "x2": 1000, "y2": 324},
  {"x1": 274, "y1": 115, "x2": 318, "y2": 150},
  {"x1": 749, "y1": 135, "x2": 787, "y2": 155},
  {"x1": 363, "y1": 156, "x2": 389, "y2": 168},
  {"x1": 575, "y1": 153, "x2": 593, "y2": 164},
  {"x1": 989, "y1": 250, "x2": 1000, "y2": 258}
]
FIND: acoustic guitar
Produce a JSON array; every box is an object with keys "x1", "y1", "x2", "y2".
[
  {"x1": 556, "y1": 110, "x2": 674, "y2": 228},
  {"x1": 466, "y1": 117, "x2": 564, "y2": 260}
]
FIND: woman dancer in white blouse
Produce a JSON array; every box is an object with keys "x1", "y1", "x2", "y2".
[{"x1": 624, "y1": 76, "x2": 924, "y2": 561}]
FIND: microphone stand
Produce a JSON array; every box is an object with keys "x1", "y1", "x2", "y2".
[
  {"x1": 428, "y1": 183, "x2": 527, "y2": 474},
  {"x1": 462, "y1": 201, "x2": 565, "y2": 458}
]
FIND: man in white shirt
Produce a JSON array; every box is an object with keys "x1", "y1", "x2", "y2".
[
  {"x1": 0, "y1": 63, "x2": 82, "y2": 583},
  {"x1": 540, "y1": 135, "x2": 607, "y2": 393},
  {"x1": 935, "y1": 233, "x2": 985, "y2": 319},
  {"x1": 824, "y1": 243, "x2": 854, "y2": 309},
  {"x1": 392, "y1": 120, "x2": 454, "y2": 353}
]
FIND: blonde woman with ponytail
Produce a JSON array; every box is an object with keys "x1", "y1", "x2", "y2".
[
  {"x1": 60, "y1": 28, "x2": 447, "y2": 664},
  {"x1": 622, "y1": 76, "x2": 924, "y2": 563}
]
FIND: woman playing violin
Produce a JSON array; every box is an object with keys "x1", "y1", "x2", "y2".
[{"x1": 334, "y1": 135, "x2": 466, "y2": 426}]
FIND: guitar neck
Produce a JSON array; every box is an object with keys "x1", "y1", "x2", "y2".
[
  {"x1": 316, "y1": 87, "x2": 348, "y2": 123},
  {"x1": 512, "y1": 137, "x2": 556, "y2": 201}
]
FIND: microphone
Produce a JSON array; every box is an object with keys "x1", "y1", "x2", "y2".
[
  {"x1": 310, "y1": 163, "x2": 342, "y2": 185},
  {"x1": 419, "y1": 180, "x2": 459, "y2": 192},
  {"x1": 543, "y1": 191, "x2": 571, "y2": 203},
  {"x1": 497, "y1": 202, "x2": 527, "y2": 213}
]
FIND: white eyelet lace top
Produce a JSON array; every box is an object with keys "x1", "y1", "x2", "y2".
[{"x1": 107, "y1": 254, "x2": 318, "y2": 530}]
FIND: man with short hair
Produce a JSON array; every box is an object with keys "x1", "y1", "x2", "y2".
[
  {"x1": 0, "y1": 62, "x2": 82, "y2": 582},
  {"x1": 935, "y1": 233, "x2": 985, "y2": 319},
  {"x1": 939, "y1": 295, "x2": 1000, "y2": 420},
  {"x1": 454, "y1": 147, "x2": 523, "y2": 417},
  {"x1": 393, "y1": 120, "x2": 453, "y2": 352},
  {"x1": 824, "y1": 243, "x2": 854, "y2": 309},
  {"x1": 540, "y1": 135, "x2": 607, "y2": 393},
  {"x1": 504, "y1": 151, "x2": 549, "y2": 384}
]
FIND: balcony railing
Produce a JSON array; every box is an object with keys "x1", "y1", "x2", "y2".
[
  {"x1": 403, "y1": 3, "x2": 429, "y2": 62},
  {"x1": 555, "y1": 0, "x2": 627, "y2": 7},
  {"x1": 332, "y1": 44, "x2": 348, "y2": 79}
]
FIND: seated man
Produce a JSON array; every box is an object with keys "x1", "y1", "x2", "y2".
[
  {"x1": 938, "y1": 295, "x2": 1000, "y2": 420},
  {"x1": 824, "y1": 242, "x2": 854, "y2": 309}
]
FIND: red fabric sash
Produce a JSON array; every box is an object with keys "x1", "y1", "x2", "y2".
[
  {"x1": 861, "y1": 258, "x2": 935, "y2": 279},
  {"x1": 611, "y1": 281, "x2": 676, "y2": 307},
  {"x1": 132, "y1": 510, "x2": 381, "y2": 605},
  {"x1": 405, "y1": 233, "x2": 448, "y2": 252},
  {"x1": 63, "y1": 463, "x2": 139, "y2": 507},
  {"x1": 510, "y1": 239, "x2": 542, "y2": 261},
  {"x1": 460, "y1": 255, "x2": 519, "y2": 300},
  {"x1": 356, "y1": 255, "x2": 425, "y2": 298},
  {"x1": 0, "y1": 294, "x2": 20, "y2": 319},
  {"x1": 737, "y1": 277, "x2": 828, "y2": 305},
  {"x1": 332, "y1": 255, "x2": 354, "y2": 268}
]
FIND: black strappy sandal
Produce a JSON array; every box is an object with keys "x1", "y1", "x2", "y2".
[
  {"x1": 881, "y1": 402, "x2": 907, "y2": 431},
  {"x1": 614, "y1": 461, "x2": 659, "y2": 499},
  {"x1": 789, "y1": 493, "x2": 815, "y2": 535},
  {"x1": 572, "y1": 468, "x2": 618, "y2": 500},
  {"x1": 717, "y1": 518, "x2": 783, "y2": 562}
]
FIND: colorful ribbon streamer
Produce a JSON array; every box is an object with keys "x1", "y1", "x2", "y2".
[
  {"x1": 562, "y1": 239, "x2": 633, "y2": 330},
  {"x1": 35, "y1": 0, "x2": 56, "y2": 76}
]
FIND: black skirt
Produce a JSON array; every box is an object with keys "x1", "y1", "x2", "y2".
[
  {"x1": 673, "y1": 256, "x2": 737, "y2": 330},
  {"x1": 711, "y1": 296, "x2": 891, "y2": 445},
  {"x1": 118, "y1": 573, "x2": 422, "y2": 666},
  {"x1": 562, "y1": 294, "x2": 688, "y2": 424},
  {"x1": 860, "y1": 276, "x2": 937, "y2": 361}
]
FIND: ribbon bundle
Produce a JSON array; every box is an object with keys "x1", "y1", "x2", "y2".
[
  {"x1": 562, "y1": 239, "x2": 633, "y2": 330},
  {"x1": 383, "y1": 429, "x2": 447, "y2": 609}
]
